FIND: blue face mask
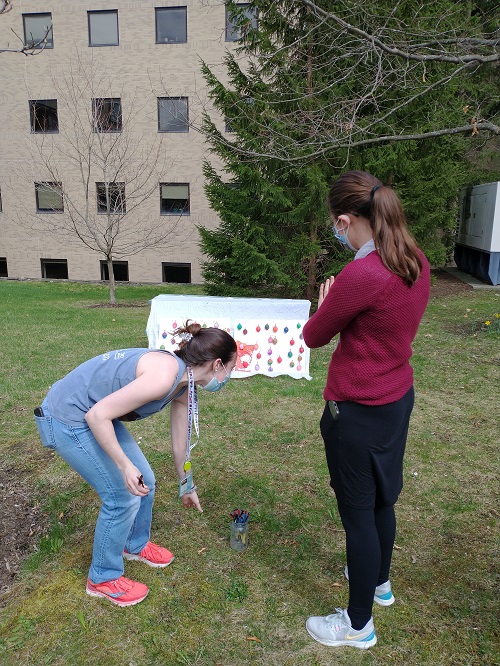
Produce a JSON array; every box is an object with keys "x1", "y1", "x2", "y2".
[
  {"x1": 202, "y1": 362, "x2": 231, "y2": 392},
  {"x1": 333, "y1": 221, "x2": 357, "y2": 253}
]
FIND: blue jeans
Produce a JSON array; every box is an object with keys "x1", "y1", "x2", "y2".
[{"x1": 34, "y1": 404, "x2": 155, "y2": 583}]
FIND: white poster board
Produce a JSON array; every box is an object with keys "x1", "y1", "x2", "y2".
[{"x1": 146, "y1": 295, "x2": 312, "y2": 380}]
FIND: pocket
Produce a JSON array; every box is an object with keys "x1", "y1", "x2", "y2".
[
  {"x1": 320, "y1": 402, "x2": 336, "y2": 440},
  {"x1": 34, "y1": 415, "x2": 56, "y2": 449}
]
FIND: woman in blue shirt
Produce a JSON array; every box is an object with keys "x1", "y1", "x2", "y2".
[{"x1": 34, "y1": 321, "x2": 236, "y2": 607}]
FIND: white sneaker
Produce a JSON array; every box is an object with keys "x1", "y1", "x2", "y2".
[
  {"x1": 344, "y1": 566, "x2": 395, "y2": 606},
  {"x1": 306, "y1": 608, "x2": 377, "y2": 649}
]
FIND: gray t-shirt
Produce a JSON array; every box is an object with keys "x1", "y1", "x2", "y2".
[{"x1": 44, "y1": 348, "x2": 187, "y2": 426}]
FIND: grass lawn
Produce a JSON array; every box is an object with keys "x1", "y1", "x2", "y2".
[{"x1": 0, "y1": 279, "x2": 499, "y2": 666}]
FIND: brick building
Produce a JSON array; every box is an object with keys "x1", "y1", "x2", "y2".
[{"x1": 0, "y1": 1, "x2": 250, "y2": 283}]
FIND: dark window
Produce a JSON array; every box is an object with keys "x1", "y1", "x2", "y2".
[
  {"x1": 155, "y1": 7, "x2": 187, "y2": 44},
  {"x1": 41, "y1": 259, "x2": 68, "y2": 279},
  {"x1": 158, "y1": 97, "x2": 188, "y2": 132},
  {"x1": 0, "y1": 187, "x2": 2, "y2": 212},
  {"x1": 35, "y1": 182, "x2": 63, "y2": 212},
  {"x1": 162, "y1": 262, "x2": 191, "y2": 283},
  {"x1": 92, "y1": 98, "x2": 122, "y2": 132},
  {"x1": 0, "y1": 258, "x2": 7, "y2": 277},
  {"x1": 23, "y1": 13, "x2": 53, "y2": 48},
  {"x1": 30, "y1": 99, "x2": 58, "y2": 133},
  {"x1": 160, "y1": 183, "x2": 190, "y2": 215},
  {"x1": 96, "y1": 182, "x2": 126, "y2": 214},
  {"x1": 225, "y1": 3, "x2": 257, "y2": 42},
  {"x1": 88, "y1": 10, "x2": 119, "y2": 46},
  {"x1": 225, "y1": 116, "x2": 234, "y2": 133},
  {"x1": 100, "y1": 260, "x2": 129, "y2": 281}
]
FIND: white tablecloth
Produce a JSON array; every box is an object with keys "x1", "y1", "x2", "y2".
[{"x1": 146, "y1": 294, "x2": 312, "y2": 380}]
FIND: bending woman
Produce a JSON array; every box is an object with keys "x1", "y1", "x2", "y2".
[
  {"x1": 303, "y1": 170, "x2": 430, "y2": 649},
  {"x1": 34, "y1": 322, "x2": 237, "y2": 607}
]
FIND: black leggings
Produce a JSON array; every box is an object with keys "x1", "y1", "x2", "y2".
[{"x1": 337, "y1": 501, "x2": 396, "y2": 630}]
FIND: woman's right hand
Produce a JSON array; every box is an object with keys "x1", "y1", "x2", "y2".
[
  {"x1": 181, "y1": 490, "x2": 203, "y2": 513},
  {"x1": 318, "y1": 275, "x2": 335, "y2": 307},
  {"x1": 121, "y1": 463, "x2": 150, "y2": 496}
]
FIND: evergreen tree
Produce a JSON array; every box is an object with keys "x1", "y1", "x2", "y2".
[{"x1": 199, "y1": 1, "x2": 499, "y2": 297}]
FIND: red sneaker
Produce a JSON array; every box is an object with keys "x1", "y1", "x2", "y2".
[
  {"x1": 86, "y1": 576, "x2": 148, "y2": 607},
  {"x1": 123, "y1": 541, "x2": 174, "y2": 568}
]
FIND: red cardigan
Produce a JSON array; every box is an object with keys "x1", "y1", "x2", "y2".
[{"x1": 303, "y1": 250, "x2": 430, "y2": 405}]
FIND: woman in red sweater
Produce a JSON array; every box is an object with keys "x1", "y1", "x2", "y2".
[{"x1": 303, "y1": 170, "x2": 430, "y2": 650}]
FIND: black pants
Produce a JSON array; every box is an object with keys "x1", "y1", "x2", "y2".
[{"x1": 320, "y1": 388, "x2": 414, "y2": 629}]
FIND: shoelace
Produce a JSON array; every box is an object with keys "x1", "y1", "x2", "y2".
[
  {"x1": 141, "y1": 542, "x2": 158, "y2": 559},
  {"x1": 109, "y1": 577, "x2": 134, "y2": 591},
  {"x1": 324, "y1": 608, "x2": 347, "y2": 631}
]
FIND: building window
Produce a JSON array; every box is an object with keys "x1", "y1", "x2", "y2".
[
  {"x1": 23, "y1": 13, "x2": 53, "y2": 48},
  {"x1": 29, "y1": 100, "x2": 58, "y2": 133},
  {"x1": 100, "y1": 260, "x2": 129, "y2": 281},
  {"x1": 225, "y1": 4, "x2": 257, "y2": 42},
  {"x1": 92, "y1": 98, "x2": 122, "y2": 132},
  {"x1": 155, "y1": 7, "x2": 187, "y2": 44},
  {"x1": 41, "y1": 259, "x2": 68, "y2": 279},
  {"x1": 0, "y1": 187, "x2": 2, "y2": 212},
  {"x1": 0, "y1": 258, "x2": 7, "y2": 277},
  {"x1": 160, "y1": 183, "x2": 190, "y2": 215},
  {"x1": 35, "y1": 182, "x2": 63, "y2": 213},
  {"x1": 158, "y1": 97, "x2": 189, "y2": 132},
  {"x1": 88, "y1": 10, "x2": 119, "y2": 47},
  {"x1": 96, "y1": 182, "x2": 126, "y2": 214},
  {"x1": 162, "y1": 262, "x2": 191, "y2": 283}
]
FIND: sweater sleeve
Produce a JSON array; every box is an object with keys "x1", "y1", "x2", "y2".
[{"x1": 303, "y1": 258, "x2": 389, "y2": 349}]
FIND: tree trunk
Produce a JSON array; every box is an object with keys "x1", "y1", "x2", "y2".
[
  {"x1": 107, "y1": 256, "x2": 116, "y2": 305},
  {"x1": 305, "y1": 220, "x2": 318, "y2": 301}
]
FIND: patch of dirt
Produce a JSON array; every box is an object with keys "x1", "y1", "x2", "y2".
[
  {"x1": 0, "y1": 270, "x2": 473, "y2": 601},
  {"x1": 87, "y1": 302, "x2": 148, "y2": 308},
  {"x1": 430, "y1": 269, "x2": 473, "y2": 298},
  {"x1": 0, "y1": 456, "x2": 48, "y2": 603}
]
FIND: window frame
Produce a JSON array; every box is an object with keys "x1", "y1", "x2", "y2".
[
  {"x1": 162, "y1": 262, "x2": 191, "y2": 283},
  {"x1": 225, "y1": 3, "x2": 257, "y2": 42},
  {"x1": 92, "y1": 98, "x2": 122, "y2": 133},
  {"x1": 40, "y1": 258, "x2": 68, "y2": 279},
  {"x1": 160, "y1": 183, "x2": 190, "y2": 216},
  {"x1": 100, "y1": 260, "x2": 129, "y2": 282},
  {"x1": 96, "y1": 182, "x2": 126, "y2": 215},
  {"x1": 155, "y1": 6, "x2": 188, "y2": 44},
  {"x1": 35, "y1": 182, "x2": 64, "y2": 213},
  {"x1": 23, "y1": 13, "x2": 53, "y2": 49},
  {"x1": 87, "y1": 9, "x2": 119, "y2": 47},
  {"x1": 29, "y1": 99, "x2": 59, "y2": 134},
  {"x1": 157, "y1": 97, "x2": 189, "y2": 133}
]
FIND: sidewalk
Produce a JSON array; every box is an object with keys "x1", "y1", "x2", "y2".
[{"x1": 443, "y1": 267, "x2": 500, "y2": 290}]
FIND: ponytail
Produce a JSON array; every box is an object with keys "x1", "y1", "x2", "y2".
[
  {"x1": 328, "y1": 170, "x2": 423, "y2": 286},
  {"x1": 370, "y1": 186, "x2": 422, "y2": 287}
]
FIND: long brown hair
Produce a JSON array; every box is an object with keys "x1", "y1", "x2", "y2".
[
  {"x1": 328, "y1": 170, "x2": 423, "y2": 286},
  {"x1": 173, "y1": 320, "x2": 237, "y2": 366}
]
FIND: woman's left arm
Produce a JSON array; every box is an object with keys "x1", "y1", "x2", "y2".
[{"x1": 171, "y1": 391, "x2": 203, "y2": 513}]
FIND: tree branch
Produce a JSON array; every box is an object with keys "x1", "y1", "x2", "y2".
[{"x1": 299, "y1": 0, "x2": 500, "y2": 64}]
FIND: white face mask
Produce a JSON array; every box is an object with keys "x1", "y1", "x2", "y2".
[{"x1": 201, "y1": 362, "x2": 231, "y2": 392}]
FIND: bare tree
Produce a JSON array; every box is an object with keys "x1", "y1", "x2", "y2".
[
  {"x1": 0, "y1": 1, "x2": 53, "y2": 56},
  {"x1": 0, "y1": 0, "x2": 12, "y2": 15},
  {"x1": 16, "y1": 54, "x2": 181, "y2": 304},
  {"x1": 204, "y1": 0, "x2": 500, "y2": 163}
]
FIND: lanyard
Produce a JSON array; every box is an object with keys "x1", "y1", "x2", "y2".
[{"x1": 186, "y1": 366, "x2": 199, "y2": 463}]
